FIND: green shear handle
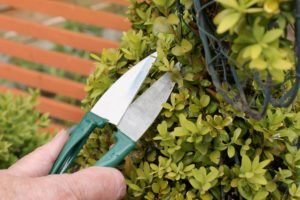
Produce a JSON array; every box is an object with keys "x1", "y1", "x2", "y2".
[
  {"x1": 49, "y1": 54, "x2": 176, "y2": 174},
  {"x1": 50, "y1": 112, "x2": 135, "y2": 174}
]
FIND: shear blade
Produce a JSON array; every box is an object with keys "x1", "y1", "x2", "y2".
[
  {"x1": 91, "y1": 52, "x2": 157, "y2": 125},
  {"x1": 117, "y1": 72, "x2": 175, "y2": 141}
]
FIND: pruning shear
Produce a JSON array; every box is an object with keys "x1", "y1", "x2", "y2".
[{"x1": 50, "y1": 52, "x2": 177, "y2": 174}]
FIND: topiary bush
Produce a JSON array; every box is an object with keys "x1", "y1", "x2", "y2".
[
  {"x1": 76, "y1": 0, "x2": 300, "y2": 199},
  {"x1": 0, "y1": 92, "x2": 50, "y2": 169}
]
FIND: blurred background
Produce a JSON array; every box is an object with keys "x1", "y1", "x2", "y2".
[{"x1": 0, "y1": 0, "x2": 130, "y2": 132}]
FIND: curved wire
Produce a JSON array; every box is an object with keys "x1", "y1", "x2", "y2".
[
  {"x1": 191, "y1": 0, "x2": 300, "y2": 120},
  {"x1": 189, "y1": 0, "x2": 300, "y2": 192},
  {"x1": 192, "y1": 0, "x2": 268, "y2": 119}
]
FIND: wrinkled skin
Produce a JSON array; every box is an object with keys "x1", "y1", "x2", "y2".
[{"x1": 0, "y1": 130, "x2": 126, "y2": 200}]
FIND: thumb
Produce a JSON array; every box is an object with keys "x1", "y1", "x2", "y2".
[{"x1": 33, "y1": 167, "x2": 126, "y2": 200}]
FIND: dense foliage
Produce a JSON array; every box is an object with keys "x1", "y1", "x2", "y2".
[
  {"x1": 215, "y1": 0, "x2": 295, "y2": 81},
  {"x1": 77, "y1": 0, "x2": 300, "y2": 199},
  {"x1": 0, "y1": 92, "x2": 50, "y2": 169}
]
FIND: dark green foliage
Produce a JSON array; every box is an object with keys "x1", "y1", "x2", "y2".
[
  {"x1": 0, "y1": 91, "x2": 50, "y2": 169},
  {"x1": 77, "y1": 0, "x2": 300, "y2": 199}
]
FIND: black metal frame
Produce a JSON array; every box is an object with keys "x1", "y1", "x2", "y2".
[{"x1": 190, "y1": 0, "x2": 300, "y2": 120}]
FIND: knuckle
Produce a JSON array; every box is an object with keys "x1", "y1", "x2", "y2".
[
  {"x1": 60, "y1": 175, "x2": 84, "y2": 200},
  {"x1": 56, "y1": 189, "x2": 79, "y2": 200}
]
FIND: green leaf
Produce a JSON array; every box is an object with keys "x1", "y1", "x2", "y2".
[
  {"x1": 184, "y1": 164, "x2": 195, "y2": 172},
  {"x1": 128, "y1": 183, "x2": 143, "y2": 192},
  {"x1": 269, "y1": 68, "x2": 285, "y2": 82},
  {"x1": 90, "y1": 53, "x2": 101, "y2": 61},
  {"x1": 266, "y1": 182, "x2": 277, "y2": 192},
  {"x1": 222, "y1": 117, "x2": 233, "y2": 127},
  {"x1": 257, "y1": 159, "x2": 271, "y2": 170},
  {"x1": 194, "y1": 167, "x2": 206, "y2": 183},
  {"x1": 153, "y1": 17, "x2": 172, "y2": 34},
  {"x1": 152, "y1": 183, "x2": 160, "y2": 193},
  {"x1": 252, "y1": 156, "x2": 260, "y2": 170},
  {"x1": 253, "y1": 23, "x2": 265, "y2": 41},
  {"x1": 251, "y1": 44, "x2": 262, "y2": 59},
  {"x1": 214, "y1": 115, "x2": 223, "y2": 125},
  {"x1": 181, "y1": 39, "x2": 193, "y2": 53},
  {"x1": 200, "y1": 193, "x2": 213, "y2": 200},
  {"x1": 210, "y1": 150, "x2": 221, "y2": 164},
  {"x1": 206, "y1": 167, "x2": 219, "y2": 182},
  {"x1": 249, "y1": 175, "x2": 268, "y2": 185},
  {"x1": 153, "y1": 0, "x2": 165, "y2": 6},
  {"x1": 249, "y1": 57, "x2": 268, "y2": 70},
  {"x1": 172, "y1": 46, "x2": 184, "y2": 56},
  {"x1": 262, "y1": 29, "x2": 283, "y2": 43},
  {"x1": 285, "y1": 154, "x2": 293, "y2": 166},
  {"x1": 271, "y1": 58, "x2": 293, "y2": 70},
  {"x1": 217, "y1": 12, "x2": 241, "y2": 34},
  {"x1": 289, "y1": 184, "x2": 298, "y2": 196},
  {"x1": 162, "y1": 102, "x2": 173, "y2": 110},
  {"x1": 136, "y1": 8, "x2": 146, "y2": 19},
  {"x1": 241, "y1": 155, "x2": 252, "y2": 172},
  {"x1": 264, "y1": 0, "x2": 279, "y2": 13},
  {"x1": 157, "y1": 121, "x2": 168, "y2": 136},
  {"x1": 202, "y1": 182, "x2": 212, "y2": 192},
  {"x1": 166, "y1": 0, "x2": 175, "y2": 7},
  {"x1": 232, "y1": 128, "x2": 241, "y2": 143},
  {"x1": 179, "y1": 114, "x2": 198, "y2": 133},
  {"x1": 172, "y1": 127, "x2": 189, "y2": 137},
  {"x1": 200, "y1": 95, "x2": 210, "y2": 108},
  {"x1": 172, "y1": 39, "x2": 192, "y2": 56},
  {"x1": 189, "y1": 178, "x2": 201, "y2": 189},
  {"x1": 216, "y1": 0, "x2": 239, "y2": 8},
  {"x1": 227, "y1": 145, "x2": 235, "y2": 158},
  {"x1": 214, "y1": 9, "x2": 235, "y2": 25},
  {"x1": 167, "y1": 14, "x2": 179, "y2": 24},
  {"x1": 253, "y1": 189, "x2": 269, "y2": 200},
  {"x1": 238, "y1": 183, "x2": 252, "y2": 199}
]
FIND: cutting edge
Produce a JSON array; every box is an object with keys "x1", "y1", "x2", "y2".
[
  {"x1": 117, "y1": 72, "x2": 175, "y2": 141},
  {"x1": 91, "y1": 52, "x2": 157, "y2": 125}
]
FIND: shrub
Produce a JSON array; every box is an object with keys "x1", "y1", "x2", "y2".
[
  {"x1": 0, "y1": 92, "x2": 50, "y2": 169},
  {"x1": 77, "y1": 0, "x2": 300, "y2": 199}
]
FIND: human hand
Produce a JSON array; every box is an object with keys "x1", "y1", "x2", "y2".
[{"x1": 0, "y1": 130, "x2": 126, "y2": 200}]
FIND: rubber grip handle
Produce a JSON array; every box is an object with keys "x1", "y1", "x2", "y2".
[
  {"x1": 50, "y1": 112, "x2": 107, "y2": 174},
  {"x1": 94, "y1": 130, "x2": 136, "y2": 167}
]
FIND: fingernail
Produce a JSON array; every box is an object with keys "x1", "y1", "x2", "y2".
[{"x1": 53, "y1": 129, "x2": 67, "y2": 140}]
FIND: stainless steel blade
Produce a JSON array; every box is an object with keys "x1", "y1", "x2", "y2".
[
  {"x1": 117, "y1": 72, "x2": 175, "y2": 141},
  {"x1": 91, "y1": 52, "x2": 157, "y2": 125}
]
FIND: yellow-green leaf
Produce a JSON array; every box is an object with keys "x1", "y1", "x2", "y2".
[
  {"x1": 241, "y1": 154, "x2": 252, "y2": 172},
  {"x1": 266, "y1": 182, "x2": 277, "y2": 192},
  {"x1": 214, "y1": 9, "x2": 235, "y2": 25},
  {"x1": 228, "y1": 145, "x2": 235, "y2": 158},
  {"x1": 167, "y1": 14, "x2": 179, "y2": 25},
  {"x1": 189, "y1": 178, "x2": 201, "y2": 189},
  {"x1": 172, "y1": 46, "x2": 184, "y2": 56},
  {"x1": 181, "y1": 39, "x2": 192, "y2": 53},
  {"x1": 253, "y1": 189, "x2": 269, "y2": 200},
  {"x1": 210, "y1": 151, "x2": 221, "y2": 164},
  {"x1": 179, "y1": 114, "x2": 198, "y2": 133},
  {"x1": 249, "y1": 57, "x2": 268, "y2": 70},
  {"x1": 264, "y1": 0, "x2": 279, "y2": 13},
  {"x1": 152, "y1": 183, "x2": 160, "y2": 193},
  {"x1": 153, "y1": 17, "x2": 171, "y2": 34},
  {"x1": 216, "y1": 0, "x2": 239, "y2": 9},
  {"x1": 262, "y1": 29, "x2": 283, "y2": 43},
  {"x1": 271, "y1": 58, "x2": 293, "y2": 70},
  {"x1": 217, "y1": 12, "x2": 241, "y2": 34},
  {"x1": 250, "y1": 44, "x2": 262, "y2": 59}
]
